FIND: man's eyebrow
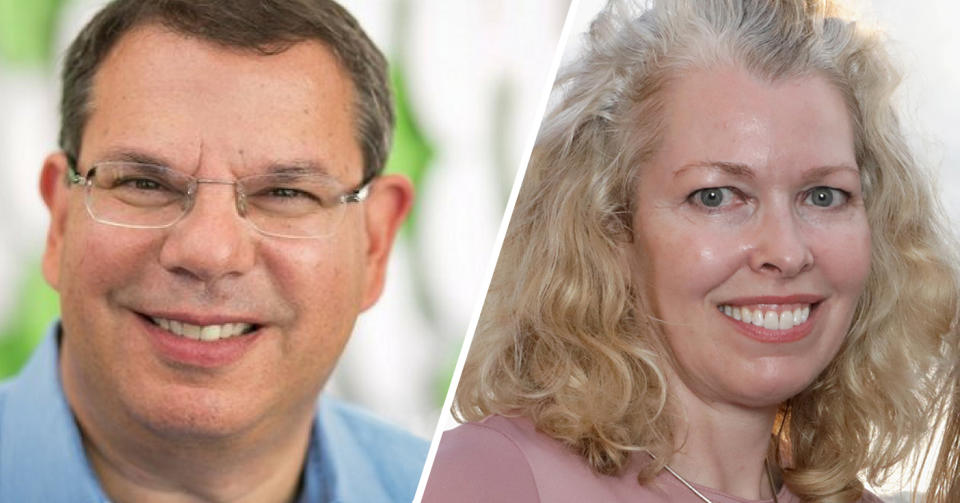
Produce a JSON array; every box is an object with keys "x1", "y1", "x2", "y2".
[
  {"x1": 94, "y1": 151, "x2": 336, "y2": 177},
  {"x1": 97, "y1": 149, "x2": 171, "y2": 167},
  {"x1": 674, "y1": 161, "x2": 755, "y2": 180},
  {"x1": 262, "y1": 161, "x2": 334, "y2": 177}
]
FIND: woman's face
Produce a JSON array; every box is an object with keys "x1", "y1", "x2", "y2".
[{"x1": 631, "y1": 65, "x2": 871, "y2": 409}]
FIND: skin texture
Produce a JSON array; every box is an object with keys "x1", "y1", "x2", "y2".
[
  {"x1": 39, "y1": 25, "x2": 412, "y2": 503},
  {"x1": 630, "y1": 65, "x2": 870, "y2": 498}
]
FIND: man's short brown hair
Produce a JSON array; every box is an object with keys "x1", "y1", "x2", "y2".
[{"x1": 61, "y1": 0, "x2": 392, "y2": 180}]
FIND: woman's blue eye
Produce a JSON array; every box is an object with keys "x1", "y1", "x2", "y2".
[
  {"x1": 693, "y1": 187, "x2": 734, "y2": 208},
  {"x1": 805, "y1": 187, "x2": 847, "y2": 207}
]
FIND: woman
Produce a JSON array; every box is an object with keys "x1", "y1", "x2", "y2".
[{"x1": 423, "y1": 0, "x2": 959, "y2": 502}]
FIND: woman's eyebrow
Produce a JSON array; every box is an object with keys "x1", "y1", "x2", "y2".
[
  {"x1": 673, "y1": 161, "x2": 755, "y2": 180},
  {"x1": 673, "y1": 161, "x2": 859, "y2": 181},
  {"x1": 800, "y1": 164, "x2": 860, "y2": 183}
]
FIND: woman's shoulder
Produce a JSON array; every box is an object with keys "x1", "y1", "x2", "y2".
[
  {"x1": 449, "y1": 414, "x2": 564, "y2": 457},
  {"x1": 420, "y1": 415, "x2": 543, "y2": 502},
  {"x1": 421, "y1": 415, "x2": 649, "y2": 503},
  {"x1": 438, "y1": 415, "x2": 598, "y2": 474}
]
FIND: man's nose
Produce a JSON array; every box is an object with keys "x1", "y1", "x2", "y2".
[
  {"x1": 746, "y1": 202, "x2": 814, "y2": 278},
  {"x1": 158, "y1": 183, "x2": 256, "y2": 283}
]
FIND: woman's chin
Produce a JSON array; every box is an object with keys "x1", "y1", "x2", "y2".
[{"x1": 727, "y1": 371, "x2": 818, "y2": 410}]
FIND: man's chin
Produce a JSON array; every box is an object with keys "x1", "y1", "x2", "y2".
[
  {"x1": 128, "y1": 396, "x2": 265, "y2": 442},
  {"x1": 108, "y1": 374, "x2": 270, "y2": 440}
]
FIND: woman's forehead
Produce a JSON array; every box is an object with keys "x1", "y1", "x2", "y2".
[{"x1": 640, "y1": 65, "x2": 856, "y2": 182}]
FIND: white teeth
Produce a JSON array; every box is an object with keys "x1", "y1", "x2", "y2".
[
  {"x1": 718, "y1": 304, "x2": 812, "y2": 330},
  {"x1": 762, "y1": 311, "x2": 778, "y2": 329},
  {"x1": 779, "y1": 311, "x2": 792, "y2": 330},
  {"x1": 150, "y1": 317, "x2": 253, "y2": 341},
  {"x1": 183, "y1": 323, "x2": 200, "y2": 340},
  {"x1": 200, "y1": 325, "x2": 221, "y2": 341}
]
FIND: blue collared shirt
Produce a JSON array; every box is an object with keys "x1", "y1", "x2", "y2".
[{"x1": 0, "y1": 324, "x2": 428, "y2": 502}]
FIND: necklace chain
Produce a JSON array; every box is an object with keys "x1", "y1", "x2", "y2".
[{"x1": 662, "y1": 459, "x2": 780, "y2": 503}]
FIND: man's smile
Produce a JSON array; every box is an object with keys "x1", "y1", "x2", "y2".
[
  {"x1": 136, "y1": 311, "x2": 266, "y2": 369},
  {"x1": 145, "y1": 315, "x2": 259, "y2": 341}
]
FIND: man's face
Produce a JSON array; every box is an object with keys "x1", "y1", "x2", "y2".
[{"x1": 40, "y1": 25, "x2": 409, "y2": 437}]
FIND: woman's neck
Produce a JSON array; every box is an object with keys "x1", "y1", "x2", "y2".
[{"x1": 666, "y1": 375, "x2": 780, "y2": 500}]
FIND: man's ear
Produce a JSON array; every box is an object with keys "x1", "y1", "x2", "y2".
[
  {"x1": 39, "y1": 152, "x2": 71, "y2": 291},
  {"x1": 360, "y1": 174, "x2": 413, "y2": 310}
]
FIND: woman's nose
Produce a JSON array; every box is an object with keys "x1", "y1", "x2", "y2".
[{"x1": 747, "y1": 204, "x2": 814, "y2": 278}]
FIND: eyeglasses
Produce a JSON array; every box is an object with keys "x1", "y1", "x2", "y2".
[{"x1": 67, "y1": 161, "x2": 372, "y2": 239}]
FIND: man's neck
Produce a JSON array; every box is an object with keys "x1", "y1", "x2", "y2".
[
  {"x1": 60, "y1": 342, "x2": 316, "y2": 503},
  {"x1": 84, "y1": 420, "x2": 312, "y2": 503}
]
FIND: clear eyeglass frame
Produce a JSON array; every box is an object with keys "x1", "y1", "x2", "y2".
[{"x1": 66, "y1": 160, "x2": 373, "y2": 239}]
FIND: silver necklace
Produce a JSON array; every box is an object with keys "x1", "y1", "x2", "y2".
[{"x1": 662, "y1": 459, "x2": 780, "y2": 503}]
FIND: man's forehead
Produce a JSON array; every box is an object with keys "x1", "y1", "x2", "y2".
[
  {"x1": 93, "y1": 23, "x2": 355, "y2": 105},
  {"x1": 82, "y1": 23, "x2": 363, "y2": 180}
]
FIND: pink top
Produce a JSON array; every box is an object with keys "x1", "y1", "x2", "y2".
[{"x1": 422, "y1": 415, "x2": 884, "y2": 503}]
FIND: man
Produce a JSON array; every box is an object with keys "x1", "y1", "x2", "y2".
[{"x1": 0, "y1": 1, "x2": 423, "y2": 501}]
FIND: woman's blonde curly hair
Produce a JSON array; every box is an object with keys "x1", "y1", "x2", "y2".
[
  {"x1": 453, "y1": 1, "x2": 960, "y2": 502},
  {"x1": 926, "y1": 371, "x2": 960, "y2": 503}
]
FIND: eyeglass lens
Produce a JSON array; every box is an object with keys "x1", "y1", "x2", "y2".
[{"x1": 83, "y1": 162, "x2": 361, "y2": 238}]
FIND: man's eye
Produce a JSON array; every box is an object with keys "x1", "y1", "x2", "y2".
[
  {"x1": 263, "y1": 187, "x2": 325, "y2": 202},
  {"x1": 252, "y1": 186, "x2": 329, "y2": 209},
  {"x1": 268, "y1": 187, "x2": 306, "y2": 198},
  {"x1": 804, "y1": 187, "x2": 849, "y2": 208},
  {"x1": 132, "y1": 179, "x2": 162, "y2": 190},
  {"x1": 115, "y1": 177, "x2": 171, "y2": 192},
  {"x1": 690, "y1": 187, "x2": 736, "y2": 208}
]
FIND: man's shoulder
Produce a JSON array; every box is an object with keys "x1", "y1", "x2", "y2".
[
  {"x1": 0, "y1": 377, "x2": 14, "y2": 471},
  {"x1": 313, "y1": 396, "x2": 429, "y2": 502},
  {"x1": 0, "y1": 378, "x2": 9, "y2": 427},
  {"x1": 0, "y1": 329, "x2": 108, "y2": 503},
  {"x1": 320, "y1": 397, "x2": 428, "y2": 453}
]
